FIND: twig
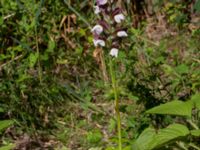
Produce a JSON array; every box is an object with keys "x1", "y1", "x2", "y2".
[{"x1": 3, "y1": 13, "x2": 15, "y2": 20}]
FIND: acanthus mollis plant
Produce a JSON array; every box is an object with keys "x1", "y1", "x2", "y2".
[{"x1": 91, "y1": 0, "x2": 128, "y2": 149}]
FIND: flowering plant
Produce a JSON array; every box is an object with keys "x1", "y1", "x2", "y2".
[
  {"x1": 91, "y1": 1, "x2": 128, "y2": 149},
  {"x1": 91, "y1": 0, "x2": 127, "y2": 58}
]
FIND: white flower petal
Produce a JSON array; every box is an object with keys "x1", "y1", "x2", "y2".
[
  {"x1": 109, "y1": 48, "x2": 119, "y2": 57},
  {"x1": 94, "y1": 5, "x2": 101, "y2": 14},
  {"x1": 117, "y1": 31, "x2": 128, "y2": 37},
  {"x1": 114, "y1": 13, "x2": 125, "y2": 23},
  {"x1": 93, "y1": 39, "x2": 105, "y2": 47},
  {"x1": 97, "y1": 0, "x2": 108, "y2": 5},
  {"x1": 91, "y1": 25, "x2": 103, "y2": 35}
]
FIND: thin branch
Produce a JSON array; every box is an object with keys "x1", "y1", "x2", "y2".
[{"x1": 3, "y1": 13, "x2": 15, "y2": 20}]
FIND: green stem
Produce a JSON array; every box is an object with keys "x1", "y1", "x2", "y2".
[
  {"x1": 35, "y1": 26, "x2": 42, "y2": 84},
  {"x1": 109, "y1": 58, "x2": 122, "y2": 150}
]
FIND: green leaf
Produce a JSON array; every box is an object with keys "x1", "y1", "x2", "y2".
[
  {"x1": 0, "y1": 120, "x2": 14, "y2": 133},
  {"x1": 132, "y1": 124, "x2": 190, "y2": 150},
  {"x1": 162, "y1": 64, "x2": 174, "y2": 74},
  {"x1": 148, "y1": 124, "x2": 190, "y2": 150},
  {"x1": 132, "y1": 128, "x2": 156, "y2": 150},
  {"x1": 191, "y1": 93, "x2": 200, "y2": 109},
  {"x1": 29, "y1": 53, "x2": 39, "y2": 68},
  {"x1": 194, "y1": 0, "x2": 200, "y2": 12},
  {"x1": 191, "y1": 130, "x2": 200, "y2": 137},
  {"x1": 0, "y1": 108, "x2": 4, "y2": 113},
  {"x1": 0, "y1": 144, "x2": 15, "y2": 150},
  {"x1": 87, "y1": 130, "x2": 102, "y2": 144},
  {"x1": 0, "y1": 17, "x2": 3, "y2": 26},
  {"x1": 175, "y1": 64, "x2": 189, "y2": 74},
  {"x1": 47, "y1": 40, "x2": 55, "y2": 53},
  {"x1": 146, "y1": 100, "x2": 193, "y2": 117}
]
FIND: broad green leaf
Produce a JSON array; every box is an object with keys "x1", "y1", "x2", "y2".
[
  {"x1": 191, "y1": 130, "x2": 200, "y2": 137},
  {"x1": 148, "y1": 124, "x2": 189, "y2": 150},
  {"x1": 132, "y1": 128, "x2": 156, "y2": 150},
  {"x1": 146, "y1": 100, "x2": 193, "y2": 117},
  {"x1": 191, "y1": 93, "x2": 200, "y2": 109},
  {"x1": 0, "y1": 120, "x2": 13, "y2": 133},
  {"x1": 0, "y1": 144, "x2": 15, "y2": 150},
  {"x1": 132, "y1": 124, "x2": 190, "y2": 150}
]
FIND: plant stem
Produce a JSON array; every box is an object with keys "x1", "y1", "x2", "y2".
[
  {"x1": 35, "y1": 26, "x2": 42, "y2": 84},
  {"x1": 109, "y1": 58, "x2": 122, "y2": 150}
]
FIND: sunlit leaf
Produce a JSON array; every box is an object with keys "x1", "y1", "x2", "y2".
[
  {"x1": 132, "y1": 127, "x2": 156, "y2": 150},
  {"x1": 146, "y1": 100, "x2": 193, "y2": 117},
  {"x1": 132, "y1": 124, "x2": 190, "y2": 150},
  {"x1": 148, "y1": 124, "x2": 190, "y2": 149},
  {"x1": 191, "y1": 130, "x2": 200, "y2": 137},
  {"x1": 191, "y1": 93, "x2": 200, "y2": 109},
  {"x1": 0, "y1": 120, "x2": 14, "y2": 133}
]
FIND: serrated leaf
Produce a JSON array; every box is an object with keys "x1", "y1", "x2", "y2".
[
  {"x1": 191, "y1": 130, "x2": 200, "y2": 137},
  {"x1": 148, "y1": 124, "x2": 190, "y2": 150},
  {"x1": 146, "y1": 100, "x2": 193, "y2": 117}
]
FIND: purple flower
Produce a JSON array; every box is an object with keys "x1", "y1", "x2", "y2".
[
  {"x1": 94, "y1": 5, "x2": 101, "y2": 14},
  {"x1": 117, "y1": 31, "x2": 128, "y2": 37},
  {"x1": 91, "y1": 25, "x2": 103, "y2": 35},
  {"x1": 114, "y1": 13, "x2": 125, "y2": 23},
  {"x1": 109, "y1": 48, "x2": 119, "y2": 57},
  {"x1": 93, "y1": 39, "x2": 105, "y2": 47},
  {"x1": 97, "y1": 0, "x2": 108, "y2": 6},
  {"x1": 91, "y1": 1, "x2": 127, "y2": 56},
  {"x1": 98, "y1": 20, "x2": 109, "y2": 30}
]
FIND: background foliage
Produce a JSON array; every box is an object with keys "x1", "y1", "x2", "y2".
[{"x1": 0, "y1": 0, "x2": 200, "y2": 149}]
